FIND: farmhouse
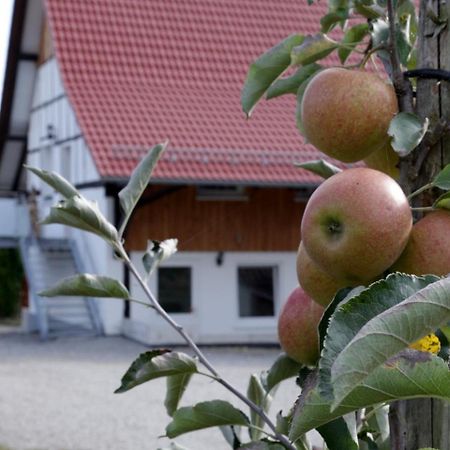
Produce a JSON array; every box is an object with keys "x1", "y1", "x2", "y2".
[{"x1": 0, "y1": 0, "x2": 336, "y2": 343}]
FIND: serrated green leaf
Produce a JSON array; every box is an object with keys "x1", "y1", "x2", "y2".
[
  {"x1": 275, "y1": 411, "x2": 290, "y2": 436},
  {"x1": 318, "y1": 287, "x2": 365, "y2": 350},
  {"x1": 142, "y1": 238, "x2": 178, "y2": 277},
  {"x1": 433, "y1": 191, "x2": 450, "y2": 210},
  {"x1": 338, "y1": 23, "x2": 369, "y2": 63},
  {"x1": 115, "y1": 351, "x2": 197, "y2": 393},
  {"x1": 289, "y1": 350, "x2": 450, "y2": 439},
  {"x1": 41, "y1": 196, "x2": 118, "y2": 244},
  {"x1": 266, "y1": 64, "x2": 321, "y2": 99},
  {"x1": 291, "y1": 34, "x2": 338, "y2": 66},
  {"x1": 318, "y1": 273, "x2": 439, "y2": 401},
  {"x1": 433, "y1": 164, "x2": 450, "y2": 189},
  {"x1": 294, "y1": 159, "x2": 342, "y2": 179},
  {"x1": 166, "y1": 400, "x2": 249, "y2": 438},
  {"x1": 320, "y1": 10, "x2": 348, "y2": 33},
  {"x1": 165, "y1": 372, "x2": 194, "y2": 417},
  {"x1": 331, "y1": 276, "x2": 450, "y2": 409},
  {"x1": 247, "y1": 374, "x2": 272, "y2": 440},
  {"x1": 396, "y1": 28, "x2": 413, "y2": 66},
  {"x1": 388, "y1": 112, "x2": 429, "y2": 156},
  {"x1": 316, "y1": 417, "x2": 358, "y2": 450},
  {"x1": 241, "y1": 34, "x2": 304, "y2": 117},
  {"x1": 261, "y1": 353, "x2": 302, "y2": 393},
  {"x1": 118, "y1": 142, "x2": 167, "y2": 237},
  {"x1": 25, "y1": 165, "x2": 80, "y2": 199},
  {"x1": 39, "y1": 274, "x2": 129, "y2": 299}
]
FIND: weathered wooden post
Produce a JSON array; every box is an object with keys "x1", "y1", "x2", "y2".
[{"x1": 390, "y1": 0, "x2": 450, "y2": 447}]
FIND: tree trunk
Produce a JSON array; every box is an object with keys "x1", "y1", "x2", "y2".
[{"x1": 391, "y1": 0, "x2": 450, "y2": 448}]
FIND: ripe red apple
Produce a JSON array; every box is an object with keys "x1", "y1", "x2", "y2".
[
  {"x1": 296, "y1": 242, "x2": 351, "y2": 307},
  {"x1": 301, "y1": 68, "x2": 398, "y2": 163},
  {"x1": 364, "y1": 142, "x2": 400, "y2": 180},
  {"x1": 301, "y1": 167, "x2": 412, "y2": 284},
  {"x1": 278, "y1": 286, "x2": 324, "y2": 366},
  {"x1": 391, "y1": 210, "x2": 450, "y2": 276}
]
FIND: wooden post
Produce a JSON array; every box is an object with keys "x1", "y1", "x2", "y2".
[{"x1": 391, "y1": 0, "x2": 450, "y2": 448}]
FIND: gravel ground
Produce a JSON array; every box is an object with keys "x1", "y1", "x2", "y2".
[{"x1": 0, "y1": 327, "x2": 322, "y2": 450}]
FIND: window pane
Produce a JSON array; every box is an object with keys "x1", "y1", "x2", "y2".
[
  {"x1": 158, "y1": 267, "x2": 191, "y2": 313},
  {"x1": 238, "y1": 267, "x2": 274, "y2": 317}
]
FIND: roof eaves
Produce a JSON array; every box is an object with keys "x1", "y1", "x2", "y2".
[{"x1": 0, "y1": 0, "x2": 28, "y2": 159}]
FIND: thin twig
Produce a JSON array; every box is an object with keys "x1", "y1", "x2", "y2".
[
  {"x1": 407, "y1": 182, "x2": 434, "y2": 200},
  {"x1": 117, "y1": 244, "x2": 296, "y2": 450},
  {"x1": 411, "y1": 206, "x2": 434, "y2": 211}
]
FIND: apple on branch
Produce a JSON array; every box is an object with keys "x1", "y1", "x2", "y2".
[
  {"x1": 301, "y1": 67, "x2": 398, "y2": 163},
  {"x1": 277, "y1": 286, "x2": 324, "y2": 366},
  {"x1": 296, "y1": 241, "x2": 353, "y2": 307},
  {"x1": 301, "y1": 167, "x2": 413, "y2": 284},
  {"x1": 392, "y1": 209, "x2": 450, "y2": 276}
]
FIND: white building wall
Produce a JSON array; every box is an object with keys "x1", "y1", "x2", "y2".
[
  {"x1": 26, "y1": 57, "x2": 123, "y2": 334},
  {"x1": 125, "y1": 251, "x2": 298, "y2": 345}
]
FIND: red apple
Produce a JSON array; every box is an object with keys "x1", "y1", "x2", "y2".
[
  {"x1": 301, "y1": 68, "x2": 398, "y2": 163},
  {"x1": 392, "y1": 210, "x2": 450, "y2": 276},
  {"x1": 277, "y1": 286, "x2": 324, "y2": 366},
  {"x1": 301, "y1": 167, "x2": 412, "y2": 284},
  {"x1": 296, "y1": 242, "x2": 351, "y2": 307}
]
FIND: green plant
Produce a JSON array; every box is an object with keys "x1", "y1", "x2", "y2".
[{"x1": 25, "y1": 0, "x2": 450, "y2": 446}]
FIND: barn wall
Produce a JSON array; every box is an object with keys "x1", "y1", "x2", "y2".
[{"x1": 125, "y1": 186, "x2": 305, "y2": 252}]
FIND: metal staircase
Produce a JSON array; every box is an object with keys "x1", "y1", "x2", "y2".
[{"x1": 19, "y1": 237, "x2": 103, "y2": 340}]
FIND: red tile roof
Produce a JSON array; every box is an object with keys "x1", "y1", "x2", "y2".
[{"x1": 46, "y1": 0, "x2": 349, "y2": 185}]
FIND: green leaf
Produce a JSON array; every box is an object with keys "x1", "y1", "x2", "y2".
[
  {"x1": 397, "y1": 0, "x2": 418, "y2": 45},
  {"x1": 289, "y1": 350, "x2": 450, "y2": 439},
  {"x1": 115, "y1": 351, "x2": 198, "y2": 393},
  {"x1": 291, "y1": 34, "x2": 338, "y2": 66},
  {"x1": 247, "y1": 374, "x2": 272, "y2": 440},
  {"x1": 166, "y1": 400, "x2": 249, "y2": 438},
  {"x1": 165, "y1": 372, "x2": 194, "y2": 417},
  {"x1": 238, "y1": 443, "x2": 285, "y2": 450},
  {"x1": 388, "y1": 112, "x2": 429, "y2": 156},
  {"x1": 241, "y1": 34, "x2": 304, "y2": 117},
  {"x1": 433, "y1": 191, "x2": 450, "y2": 210},
  {"x1": 118, "y1": 142, "x2": 167, "y2": 237},
  {"x1": 318, "y1": 273, "x2": 438, "y2": 401},
  {"x1": 41, "y1": 196, "x2": 118, "y2": 244},
  {"x1": 294, "y1": 159, "x2": 342, "y2": 179},
  {"x1": 266, "y1": 64, "x2": 321, "y2": 99},
  {"x1": 316, "y1": 417, "x2": 358, "y2": 450},
  {"x1": 338, "y1": 23, "x2": 369, "y2": 63},
  {"x1": 331, "y1": 276, "x2": 450, "y2": 409},
  {"x1": 396, "y1": 28, "x2": 413, "y2": 66},
  {"x1": 142, "y1": 238, "x2": 178, "y2": 277},
  {"x1": 320, "y1": 10, "x2": 348, "y2": 33},
  {"x1": 39, "y1": 274, "x2": 129, "y2": 299},
  {"x1": 433, "y1": 164, "x2": 450, "y2": 189},
  {"x1": 275, "y1": 411, "x2": 290, "y2": 435},
  {"x1": 220, "y1": 425, "x2": 242, "y2": 449},
  {"x1": 262, "y1": 353, "x2": 302, "y2": 392},
  {"x1": 25, "y1": 165, "x2": 80, "y2": 199},
  {"x1": 354, "y1": 1, "x2": 384, "y2": 19}
]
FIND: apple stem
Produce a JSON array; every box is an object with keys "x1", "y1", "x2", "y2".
[{"x1": 407, "y1": 182, "x2": 434, "y2": 200}]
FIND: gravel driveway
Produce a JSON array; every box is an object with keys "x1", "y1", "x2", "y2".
[{"x1": 0, "y1": 327, "x2": 322, "y2": 450}]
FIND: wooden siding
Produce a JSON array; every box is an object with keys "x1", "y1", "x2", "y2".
[
  {"x1": 38, "y1": 17, "x2": 54, "y2": 66},
  {"x1": 125, "y1": 186, "x2": 305, "y2": 252}
]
